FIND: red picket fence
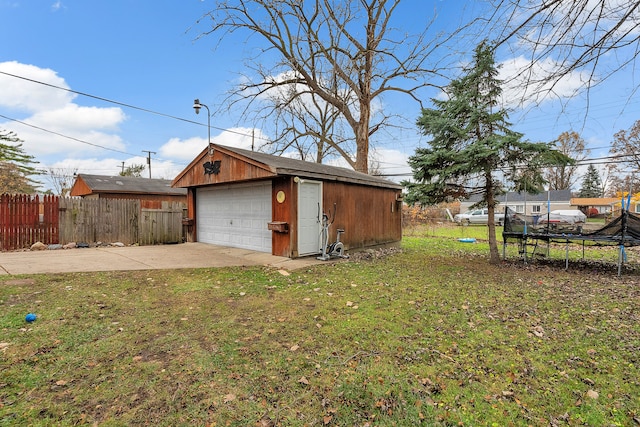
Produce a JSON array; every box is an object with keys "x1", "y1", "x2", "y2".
[{"x1": 0, "y1": 194, "x2": 59, "y2": 251}]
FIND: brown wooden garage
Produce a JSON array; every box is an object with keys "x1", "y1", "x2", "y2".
[{"x1": 172, "y1": 144, "x2": 403, "y2": 258}]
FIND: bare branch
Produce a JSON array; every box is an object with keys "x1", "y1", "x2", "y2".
[
  {"x1": 197, "y1": 0, "x2": 467, "y2": 173},
  {"x1": 492, "y1": 0, "x2": 640, "y2": 107}
]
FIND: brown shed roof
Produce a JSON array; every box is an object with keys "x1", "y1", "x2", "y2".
[
  {"x1": 72, "y1": 174, "x2": 187, "y2": 196},
  {"x1": 172, "y1": 144, "x2": 402, "y2": 190},
  {"x1": 570, "y1": 197, "x2": 619, "y2": 206}
]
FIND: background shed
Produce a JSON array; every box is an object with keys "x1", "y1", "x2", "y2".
[
  {"x1": 172, "y1": 144, "x2": 403, "y2": 258},
  {"x1": 70, "y1": 174, "x2": 187, "y2": 209}
]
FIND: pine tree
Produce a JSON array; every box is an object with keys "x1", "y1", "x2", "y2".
[
  {"x1": 404, "y1": 42, "x2": 572, "y2": 264},
  {"x1": 578, "y1": 165, "x2": 603, "y2": 198},
  {"x1": 0, "y1": 129, "x2": 41, "y2": 194},
  {"x1": 119, "y1": 164, "x2": 146, "y2": 177}
]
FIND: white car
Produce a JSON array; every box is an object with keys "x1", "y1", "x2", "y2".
[
  {"x1": 537, "y1": 210, "x2": 586, "y2": 225},
  {"x1": 454, "y1": 208, "x2": 506, "y2": 225}
]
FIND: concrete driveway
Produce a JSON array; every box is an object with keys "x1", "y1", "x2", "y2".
[{"x1": 0, "y1": 243, "x2": 322, "y2": 275}]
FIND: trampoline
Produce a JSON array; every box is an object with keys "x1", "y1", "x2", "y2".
[{"x1": 502, "y1": 205, "x2": 640, "y2": 275}]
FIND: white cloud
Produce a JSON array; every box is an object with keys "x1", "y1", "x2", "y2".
[
  {"x1": 44, "y1": 155, "x2": 184, "y2": 189},
  {"x1": 322, "y1": 147, "x2": 410, "y2": 183},
  {"x1": 51, "y1": 1, "x2": 64, "y2": 11},
  {"x1": 159, "y1": 127, "x2": 269, "y2": 162},
  {"x1": 160, "y1": 136, "x2": 209, "y2": 162},
  {"x1": 0, "y1": 61, "x2": 128, "y2": 161},
  {"x1": 31, "y1": 104, "x2": 125, "y2": 132},
  {"x1": 498, "y1": 56, "x2": 591, "y2": 109},
  {"x1": 0, "y1": 61, "x2": 74, "y2": 112}
]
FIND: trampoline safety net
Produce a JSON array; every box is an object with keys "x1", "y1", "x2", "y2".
[{"x1": 503, "y1": 207, "x2": 640, "y2": 247}]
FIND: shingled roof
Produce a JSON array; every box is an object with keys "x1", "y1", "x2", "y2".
[
  {"x1": 73, "y1": 174, "x2": 187, "y2": 196},
  {"x1": 465, "y1": 189, "x2": 572, "y2": 203},
  {"x1": 215, "y1": 144, "x2": 402, "y2": 189}
]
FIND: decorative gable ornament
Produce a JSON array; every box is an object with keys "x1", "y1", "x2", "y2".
[{"x1": 203, "y1": 160, "x2": 221, "y2": 175}]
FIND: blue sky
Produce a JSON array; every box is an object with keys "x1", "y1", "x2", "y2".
[{"x1": 1, "y1": 0, "x2": 638, "y2": 191}]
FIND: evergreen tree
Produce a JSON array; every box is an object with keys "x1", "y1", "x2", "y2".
[
  {"x1": 403, "y1": 42, "x2": 571, "y2": 264},
  {"x1": 119, "y1": 164, "x2": 146, "y2": 177},
  {"x1": 578, "y1": 165, "x2": 603, "y2": 198},
  {"x1": 0, "y1": 129, "x2": 41, "y2": 194}
]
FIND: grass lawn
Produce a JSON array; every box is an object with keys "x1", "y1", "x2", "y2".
[{"x1": 1, "y1": 231, "x2": 639, "y2": 426}]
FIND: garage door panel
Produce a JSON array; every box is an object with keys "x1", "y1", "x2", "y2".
[{"x1": 197, "y1": 182, "x2": 272, "y2": 253}]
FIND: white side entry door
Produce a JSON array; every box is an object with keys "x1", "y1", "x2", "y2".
[{"x1": 297, "y1": 180, "x2": 322, "y2": 256}]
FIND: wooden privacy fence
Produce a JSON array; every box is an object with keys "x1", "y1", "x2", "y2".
[
  {"x1": 0, "y1": 194, "x2": 59, "y2": 251},
  {"x1": 58, "y1": 198, "x2": 141, "y2": 245},
  {"x1": 1, "y1": 195, "x2": 185, "y2": 251},
  {"x1": 140, "y1": 204, "x2": 185, "y2": 246}
]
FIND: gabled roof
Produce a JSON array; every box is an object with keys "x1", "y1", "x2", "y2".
[
  {"x1": 465, "y1": 189, "x2": 572, "y2": 204},
  {"x1": 571, "y1": 197, "x2": 619, "y2": 206},
  {"x1": 502, "y1": 189, "x2": 572, "y2": 203},
  {"x1": 72, "y1": 174, "x2": 187, "y2": 196},
  {"x1": 172, "y1": 144, "x2": 402, "y2": 190}
]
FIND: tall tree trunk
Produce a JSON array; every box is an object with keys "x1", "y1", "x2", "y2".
[
  {"x1": 485, "y1": 171, "x2": 500, "y2": 264},
  {"x1": 355, "y1": 100, "x2": 370, "y2": 174}
]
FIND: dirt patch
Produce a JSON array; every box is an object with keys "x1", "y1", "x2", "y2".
[
  {"x1": 349, "y1": 246, "x2": 403, "y2": 261},
  {"x1": 3, "y1": 279, "x2": 36, "y2": 286}
]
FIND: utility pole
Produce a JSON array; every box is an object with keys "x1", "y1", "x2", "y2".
[
  {"x1": 120, "y1": 161, "x2": 125, "y2": 174},
  {"x1": 142, "y1": 150, "x2": 156, "y2": 179}
]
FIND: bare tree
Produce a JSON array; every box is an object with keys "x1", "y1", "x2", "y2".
[
  {"x1": 606, "y1": 173, "x2": 640, "y2": 197},
  {"x1": 197, "y1": 0, "x2": 469, "y2": 173},
  {"x1": 599, "y1": 164, "x2": 613, "y2": 197},
  {"x1": 47, "y1": 167, "x2": 78, "y2": 196},
  {"x1": 258, "y1": 74, "x2": 356, "y2": 166},
  {"x1": 611, "y1": 120, "x2": 640, "y2": 169},
  {"x1": 543, "y1": 131, "x2": 590, "y2": 190},
  {"x1": 607, "y1": 119, "x2": 640, "y2": 195},
  {"x1": 491, "y1": 0, "x2": 640, "y2": 103}
]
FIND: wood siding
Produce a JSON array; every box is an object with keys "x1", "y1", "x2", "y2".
[
  {"x1": 321, "y1": 182, "x2": 402, "y2": 251},
  {"x1": 181, "y1": 177, "x2": 402, "y2": 257},
  {"x1": 172, "y1": 148, "x2": 276, "y2": 188},
  {"x1": 270, "y1": 178, "x2": 402, "y2": 256},
  {"x1": 69, "y1": 178, "x2": 92, "y2": 196},
  {"x1": 173, "y1": 146, "x2": 402, "y2": 258},
  {"x1": 271, "y1": 177, "x2": 295, "y2": 257}
]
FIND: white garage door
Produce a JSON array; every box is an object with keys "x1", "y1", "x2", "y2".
[{"x1": 196, "y1": 181, "x2": 272, "y2": 253}]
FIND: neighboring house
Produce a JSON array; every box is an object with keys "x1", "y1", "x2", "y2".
[
  {"x1": 570, "y1": 197, "x2": 620, "y2": 216},
  {"x1": 460, "y1": 189, "x2": 574, "y2": 216},
  {"x1": 625, "y1": 201, "x2": 640, "y2": 214},
  {"x1": 610, "y1": 199, "x2": 640, "y2": 215},
  {"x1": 70, "y1": 174, "x2": 187, "y2": 209},
  {"x1": 172, "y1": 143, "x2": 403, "y2": 258}
]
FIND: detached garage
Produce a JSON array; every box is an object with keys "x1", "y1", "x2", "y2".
[
  {"x1": 172, "y1": 144, "x2": 403, "y2": 258},
  {"x1": 196, "y1": 182, "x2": 272, "y2": 252}
]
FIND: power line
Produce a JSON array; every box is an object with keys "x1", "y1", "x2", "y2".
[
  {"x1": 3, "y1": 70, "x2": 638, "y2": 172},
  {"x1": 0, "y1": 113, "x2": 138, "y2": 157},
  {"x1": 0, "y1": 70, "x2": 269, "y2": 142}
]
